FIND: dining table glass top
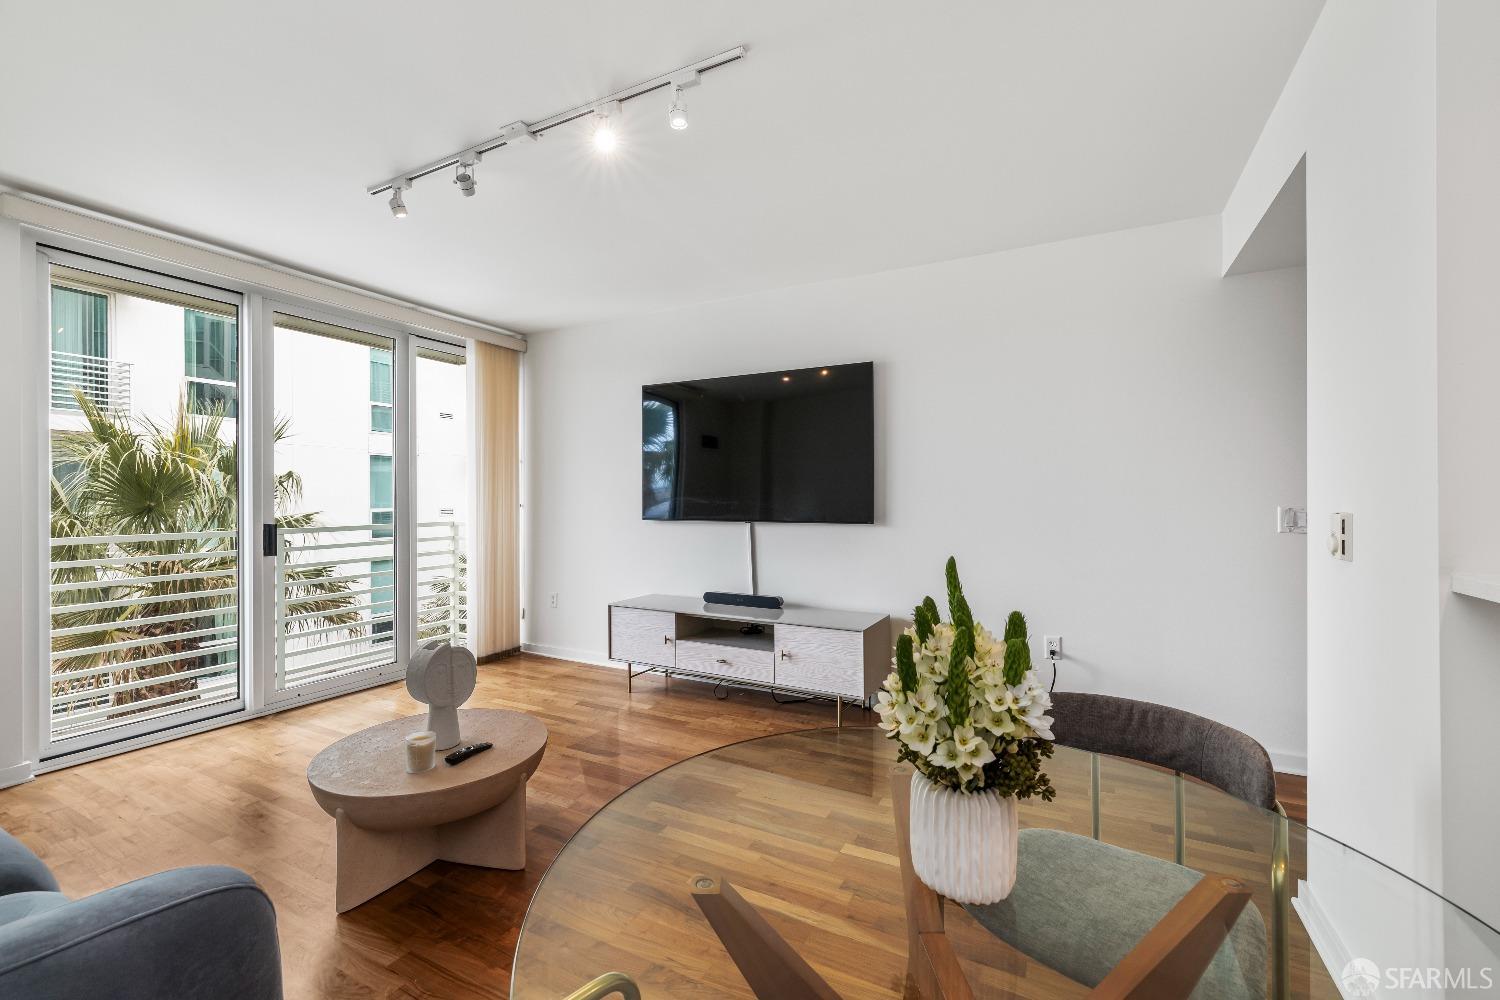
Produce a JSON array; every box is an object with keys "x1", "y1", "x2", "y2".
[{"x1": 511, "y1": 727, "x2": 1499, "y2": 999}]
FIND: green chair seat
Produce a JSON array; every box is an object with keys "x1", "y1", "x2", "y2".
[{"x1": 962, "y1": 828, "x2": 1266, "y2": 1000}]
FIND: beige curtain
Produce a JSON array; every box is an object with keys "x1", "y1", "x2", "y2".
[{"x1": 472, "y1": 341, "x2": 521, "y2": 658}]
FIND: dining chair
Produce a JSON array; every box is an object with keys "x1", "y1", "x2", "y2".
[
  {"x1": 889, "y1": 773, "x2": 1263, "y2": 1000},
  {"x1": 690, "y1": 776, "x2": 1259, "y2": 1000},
  {"x1": 1050, "y1": 692, "x2": 1291, "y2": 998}
]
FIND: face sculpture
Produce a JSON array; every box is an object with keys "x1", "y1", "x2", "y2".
[
  {"x1": 407, "y1": 639, "x2": 478, "y2": 707},
  {"x1": 406, "y1": 640, "x2": 477, "y2": 750}
]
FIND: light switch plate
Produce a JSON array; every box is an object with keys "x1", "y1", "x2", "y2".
[{"x1": 1329, "y1": 512, "x2": 1352, "y2": 561}]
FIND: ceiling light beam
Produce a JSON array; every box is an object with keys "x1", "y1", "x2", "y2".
[{"x1": 366, "y1": 45, "x2": 746, "y2": 197}]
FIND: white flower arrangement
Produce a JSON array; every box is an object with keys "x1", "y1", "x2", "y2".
[{"x1": 876, "y1": 558, "x2": 1056, "y2": 799}]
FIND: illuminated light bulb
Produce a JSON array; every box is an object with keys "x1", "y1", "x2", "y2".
[
  {"x1": 592, "y1": 112, "x2": 619, "y2": 154},
  {"x1": 667, "y1": 87, "x2": 689, "y2": 130}
]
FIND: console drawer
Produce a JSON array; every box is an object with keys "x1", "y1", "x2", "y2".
[
  {"x1": 775, "y1": 623, "x2": 864, "y2": 698},
  {"x1": 609, "y1": 607, "x2": 675, "y2": 668},
  {"x1": 673, "y1": 640, "x2": 774, "y2": 685}
]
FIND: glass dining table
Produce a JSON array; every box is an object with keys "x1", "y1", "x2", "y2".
[{"x1": 511, "y1": 727, "x2": 1499, "y2": 999}]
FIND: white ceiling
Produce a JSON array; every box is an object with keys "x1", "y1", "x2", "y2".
[{"x1": 0, "y1": 1, "x2": 1322, "y2": 334}]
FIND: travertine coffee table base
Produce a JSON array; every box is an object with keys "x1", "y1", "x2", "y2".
[
  {"x1": 333, "y1": 786, "x2": 528, "y2": 912},
  {"x1": 307, "y1": 709, "x2": 548, "y2": 913}
]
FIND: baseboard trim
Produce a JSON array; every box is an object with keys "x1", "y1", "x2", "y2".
[
  {"x1": 0, "y1": 761, "x2": 35, "y2": 790},
  {"x1": 520, "y1": 642, "x2": 617, "y2": 670},
  {"x1": 1291, "y1": 879, "x2": 1352, "y2": 997},
  {"x1": 1270, "y1": 749, "x2": 1307, "y2": 776}
]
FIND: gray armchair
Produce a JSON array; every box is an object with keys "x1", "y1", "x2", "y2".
[{"x1": 0, "y1": 828, "x2": 282, "y2": 1000}]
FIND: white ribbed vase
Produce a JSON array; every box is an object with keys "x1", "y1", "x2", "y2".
[{"x1": 907, "y1": 772, "x2": 1019, "y2": 904}]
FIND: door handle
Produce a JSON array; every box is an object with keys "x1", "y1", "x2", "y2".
[
  {"x1": 779, "y1": 649, "x2": 789, "y2": 660},
  {"x1": 663, "y1": 636, "x2": 673, "y2": 644},
  {"x1": 262, "y1": 523, "x2": 278, "y2": 557}
]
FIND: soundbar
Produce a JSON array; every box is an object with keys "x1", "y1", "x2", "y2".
[{"x1": 703, "y1": 591, "x2": 784, "y2": 610}]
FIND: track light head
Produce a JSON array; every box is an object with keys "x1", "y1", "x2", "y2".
[
  {"x1": 667, "y1": 87, "x2": 689, "y2": 131},
  {"x1": 454, "y1": 159, "x2": 477, "y2": 197},
  {"x1": 592, "y1": 102, "x2": 620, "y2": 155},
  {"x1": 388, "y1": 185, "x2": 408, "y2": 219}
]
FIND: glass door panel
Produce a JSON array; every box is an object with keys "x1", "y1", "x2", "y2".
[
  {"x1": 46, "y1": 260, "x2": 243, "y2": 752},
  {"x1": 271, "y1": 313, "x2": 399, "y2": 690},
  {"x1": 413, "y1": 343, "x2": 468, "y2": 647}
]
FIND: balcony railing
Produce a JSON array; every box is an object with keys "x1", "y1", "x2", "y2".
[
  {"x1": 49, "y1": 529, "x2": 239, "y2": 743},
  {"x1": 275, "y1": 520, "x2": 466, "y2": 690},
  {"x1": 51, "y1": 351, "x2": 133, "y2": 414},
  {"x1": 45, "y1": 520, "x2": 466, "y2": 739},
  {"x1": 417, "y1": 520, "x2": 467, "y2": 646}
]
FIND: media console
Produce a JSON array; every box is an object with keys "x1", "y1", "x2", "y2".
[{"x1": 608, "y1": 594, "x2": 892, "y2": 725}]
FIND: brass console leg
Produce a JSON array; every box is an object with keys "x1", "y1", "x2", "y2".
[
  {"x1": 1174, "y1": 771, "x2": 1186, "y2": 866},
  {"x1": 1090, "y1": 753, "x2": 1102, "y2": 841},
  {"x1": 835, "y1": 695, "x2": 843, "y2": 727}
]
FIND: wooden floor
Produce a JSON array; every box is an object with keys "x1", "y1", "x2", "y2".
[{"x1": 0, "y1": 656, "x2": 1317, "y2": 999}]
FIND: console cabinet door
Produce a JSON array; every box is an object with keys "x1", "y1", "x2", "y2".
[
  {"x1": 610, "y1": 607, "x2": 675, "y2": 668},
  {"x1": 775, "y1": 624, "x2": 863, "y2": 698}
]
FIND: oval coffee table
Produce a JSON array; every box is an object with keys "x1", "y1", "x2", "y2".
[{"x1": 308, "y1": 708, "x2": 547, "y2": 912}]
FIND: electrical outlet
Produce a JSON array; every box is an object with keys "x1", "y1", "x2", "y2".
[
  {"x1": 549, "y1": 592, "x2": 559, "y2": 608},
  {"x1": 1044, "y1": 635, "x2": 1063, "y2": 659}
]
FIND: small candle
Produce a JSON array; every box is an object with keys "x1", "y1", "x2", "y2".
[{"x1": 405, "y1": 731, "x2": 437, "y2": 773}]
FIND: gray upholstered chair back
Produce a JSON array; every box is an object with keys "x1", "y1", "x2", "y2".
[{"x1": 1050, "y1": 692, "x2": 1278, "y2": 810}]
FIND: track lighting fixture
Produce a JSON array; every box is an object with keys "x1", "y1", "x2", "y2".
[
  {"x1": 366, "y1": 46, "x2": 746, "y2": 216},
  {"x1": 454, "y1": 157, "x2": 477, "y2": 197},
  {"x1": 667, "y1": 87, "x2": 689, "y2": 130},
  {"x1": 591, "y1": 103, "x2": 620, "y2": 155}
]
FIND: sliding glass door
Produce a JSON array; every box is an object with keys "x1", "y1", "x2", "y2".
[
  {"x1": 37, "y1": 248, "x2": 476, "y2": 760},
  {"x1": 45, "y1": 254, "x2": 245, "y2": 755},
  {"x1": 269, "y1": 311, "x2": 406, "y2": 696}
]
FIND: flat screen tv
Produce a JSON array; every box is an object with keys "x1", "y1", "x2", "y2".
[{"x1": 642, "y1": 362, "x2": 874, "y2": 523}]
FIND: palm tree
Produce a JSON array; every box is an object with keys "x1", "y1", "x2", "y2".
[{"x1": 49, "y1": 393, "x2": 359, "y2": 722}]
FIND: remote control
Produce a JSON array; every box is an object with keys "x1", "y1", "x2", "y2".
[{"x1": 444, "y1": 742, "x2": 493, "y2": 766}]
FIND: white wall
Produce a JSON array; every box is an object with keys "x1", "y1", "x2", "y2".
[
  {"x1": 525, "y1": 215, "x2": 1309, "y2": 766},
  {"x1": 1222, "y1": 0, "x2": 1443, "y2": 898},
  {"x1": 1436, "y1": 0, "x2": 1500, "y2": 933}
]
